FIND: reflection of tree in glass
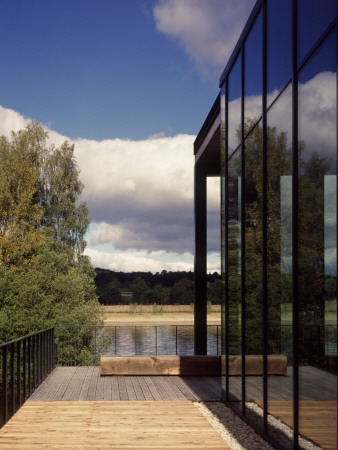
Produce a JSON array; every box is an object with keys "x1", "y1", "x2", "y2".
[{"x1": 298, "y1": 152, "x2": 333, "y2": 368}]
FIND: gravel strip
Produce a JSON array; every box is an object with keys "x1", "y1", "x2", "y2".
[
  {"x1": 195, "y1": 402, "x2": 322, "y2": 450},
  {"x1": 195, "y1": 402, "x2": 274, "y2": 449}
]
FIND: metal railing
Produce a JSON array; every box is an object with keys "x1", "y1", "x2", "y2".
[
  {"x1": 55, "y1": 325, "x2": 222, "y2": 366},
  {"x1": 0, "y1": 328, "x2": 55, "y2": 428}
]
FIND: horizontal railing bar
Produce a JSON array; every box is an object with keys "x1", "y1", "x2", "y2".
[{"x1": 0, "y1": 328, "x2": 54, "y2": 349}]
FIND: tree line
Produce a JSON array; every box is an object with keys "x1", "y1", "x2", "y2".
[{"x1": 95, "y1": 269, "x2": 221, "y2": 305}]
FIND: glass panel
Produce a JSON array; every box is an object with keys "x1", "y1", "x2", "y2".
[
  {"x1": 244, "y1": 122, "x2": 263, "y2": 430},
  {"x1": 227, "y1": 146, "x2": 242, "y2": 409},
  {"x1": 267, "y1": 84, "x2": 293, "y2": 448},
  {"x1": 267, "y1": 0, "x2": 292, "y2": 106},
  {"x1": 220, "y1": 83, "x2": 226, "y2": 400},
  {"x1": 298, "y1": 29, "x2": 337, "y2": 449},
  {"x1": 244, "y1": 11, "x2": 262, "y2": 134},
  {"x1": 227, "y1": 52, "x2": 242, "y2": 410},
  {"x1": 228, "y1": 55, "x2": 241, "y2": 156},
  {"x1": 298, "y1": 0, "x2": 336, "y2": 65}
]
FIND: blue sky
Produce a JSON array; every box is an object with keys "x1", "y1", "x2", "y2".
[{"x1": 0, "y1": 0, "x2": 256, "y2": 273}]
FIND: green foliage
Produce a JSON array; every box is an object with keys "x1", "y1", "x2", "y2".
[
  {"x1": 169, "y1": 278, "x2": 194, "y2": 305},
  {"x1": 0, "y1": 246, "x2": 102, "y2": 341},
  {"x1": 0, "y1": 122, "x2": 102, "y2": 362}
]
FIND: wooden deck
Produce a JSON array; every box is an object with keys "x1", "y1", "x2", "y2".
[
  {"x1": 28, "y1": 367, "x2": 221, "y2": 402},
  {"x1": 256, "y1": 400, "x2": 337, "y2": 450},
  {"x1": 0, "y1": 401, "x2": 229, "y2": 449}
]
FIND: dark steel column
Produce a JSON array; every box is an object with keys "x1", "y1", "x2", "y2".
[{"x1": 194, "y1": 162, "x2": 207, "y2": 355}]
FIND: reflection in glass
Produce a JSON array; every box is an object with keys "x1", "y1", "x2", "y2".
[
  {"x1": 244, "y1": 11, "x2": 262, "y2": 133},
  {"x1": 266, "y1": 84, "x2": 293, "y2": 448},
  {"x1": 227, "y1": 147, "x2": 242, "y2": 408},
  {"x1": 228, "y1": 55, "x2": 241, "y2": 155},
  {"x1": 298, "y1": 29, "x2": 337, "y2": 449},
  {"x1": 298, "y1": 0, "x2": 337, "y2": 65},
  {"x1": 267, "y1": 0, "x2": 292, "y2": 105},
  {"x1": 244, "y1": 122, "x2": 263, "y2": 430}
]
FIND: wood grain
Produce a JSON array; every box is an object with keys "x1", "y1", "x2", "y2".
[
  {"x1": 0, "y1": 401, "x2": 229, "y2": 449},
  {"x1": 257, "y1": 400, "x2": 337, "y2": 450},
  {"x1": 29, "y1": 367, "x2": 221, "y2": 402}
]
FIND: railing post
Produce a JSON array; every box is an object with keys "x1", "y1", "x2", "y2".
[
  {"x1": 2, "y1": 346, "x2": 8, "y2": 424},
  {"x1": 176, "y1": 326, "x2": 178, "y2": 355},
  {"x1": 23, "y1": 339, "x2": 27, "y2": 400},
  {"x1": 74, "y1": 326, "x2": 77, "y2": 366},
  {"x1": 40, "y1": 332, "x2": 43, "y2": 383},
  {"x1": 94, "y1": 326, "x2": 97, "y2": 366},
  {"x1": 32, "y1": 334, "x2": 36, "y2": 390},
  {"x1": 17, "y1": 340, "x2": 21, "y2": 407},
  {"x1": 10, "y1": 344, "x2": 15, "y2": 417},
  {"x1": 28, "y1": 336, "x2": 32, "y2": 395},
  {"x1": 115, "y1": 326, "x2": 117, "y2": 355}
]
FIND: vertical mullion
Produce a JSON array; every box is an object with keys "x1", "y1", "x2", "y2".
[
  {"x1": 292, "y1": 0, "x2": 299, "y2": 447},
  {"x1": 262, "y1": 0, "x2": 268, "y2": 434},
  {"x1": 241, "y1": 43, "x2": 246, "y2": 414},
  {"x1": 194, "y1": 162, "x2": 208, "y2": 355},
  {"x1": 225, "y1": 80, "x2": 230, "y2": 401},
  {"x1": 336, "y1": 13, "x2": 338, "y2": 450}
]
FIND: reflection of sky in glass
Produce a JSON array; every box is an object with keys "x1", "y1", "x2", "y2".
[
  {"x1": 299, "y1": 28, "x2": 336, "y2": 84},
  {"x1": 299, "y1": 29, "x2": 336, "y2": 173},
  {"x1": 267, "y1": 0, "x2": 292, "y2": 103},
  {"x1": 245, "y1": 11, "x2": 262, "y2": 98},
  {"x1": 298, "y1": 0, "x2": 337, "y2": 65},
  {"x1": 228, "y1": 55, "x2": 241, "y2": 153},
  {"x1": 244, "y1": 11, "x2": 262, "y2": 132},
  {"x1": 281, "y1": 176, "x2": 292, "y2": 274},
  {"x1": 325, "y1": 175, "x2": 337, "y2": 277}
]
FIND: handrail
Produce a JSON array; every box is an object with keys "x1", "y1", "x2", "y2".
[
  {"x1": 0, "y1": 327, "x2": 54, "y2": 348},
  {"x1": 0, "y1": 327, "x2": 55, "y2": 428},
  {"x1": 54, "y1": 324, "x2": 222, "y2": 366}
]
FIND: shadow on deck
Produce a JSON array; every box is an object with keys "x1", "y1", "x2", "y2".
[{"x1": 28, "y1": 366, "x2": 221, "y2": 402}]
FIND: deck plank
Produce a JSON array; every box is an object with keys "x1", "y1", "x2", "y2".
[
  {"x1": 30, "y1": 368, "x2": 222, "y2": 402},
  {"x1": 257, "y1": 400, "x2": 337, "y2": 450},
  {"x1": 78, "y1": 366, "x2": 95, "y2": 401},
  {"x1": 0, "y1": 401, "x2": 229, "y2": 449}
]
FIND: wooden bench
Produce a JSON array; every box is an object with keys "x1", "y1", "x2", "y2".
[{"x1": 100, "y1": 355, "x2": 287, "y2": 376}]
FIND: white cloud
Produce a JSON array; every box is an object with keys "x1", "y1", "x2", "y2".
[
  {"x1": 0, "y1": 105, "x2": 220, "y2": 271},
  {"x1": 85, "y1": 247, "x2": 194, "y2": 273},
  {"x1": 153, "y1": 0, "x2": 256, "y2": 78}
]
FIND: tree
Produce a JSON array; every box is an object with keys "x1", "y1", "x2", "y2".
[
  {"x1": 170, "y1": 278, "x2": 194, "y2": 305},
  {"x1": 130, "y1": 276, "x2": 148, "y2": 303},
  {"x1": 0, "y1": 130, "x2": 46, "y2": 271},
  {"x1": 0, "y1": 122, "x2": 102, "y2": 359},
  {"x1": 0, "y1": 121, "x2": 90, "y2": 267}
]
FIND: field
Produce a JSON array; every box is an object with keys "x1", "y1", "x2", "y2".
[{"x1": 103, "y1": 304, "x2": 221, "y2": 325}]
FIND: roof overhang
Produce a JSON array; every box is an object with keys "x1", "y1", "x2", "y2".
[{"x1": 193, "y1": 94, "x2": 220, "y2": 174}]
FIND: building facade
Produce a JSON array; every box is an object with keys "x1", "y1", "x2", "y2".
[{"x1": 194, "y1": 1, "x2": 337, "y2": 448}]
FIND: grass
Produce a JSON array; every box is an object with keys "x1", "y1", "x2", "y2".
[
  {"x1": 281, "y1": 302, "x2": 337, "y2": 325},
  {"x1": 103, "y1": 305, "x2": 221, "y2": 325}
]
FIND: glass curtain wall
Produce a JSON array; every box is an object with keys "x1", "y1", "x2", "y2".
[{"x1": 220, "y1": 0, "x2": 337, "y2": 448}]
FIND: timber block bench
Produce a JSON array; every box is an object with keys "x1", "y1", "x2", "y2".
[
  {"x1": 100, "y1": 355, "x2": 287, "y2": 376},
  {"x1": 100, "y1": 355, "x2": 220, "y2": 376}
]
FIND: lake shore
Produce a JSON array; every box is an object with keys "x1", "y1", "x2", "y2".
[{"x1": 103, "y1": 306, "x2": 221, "y2": 326}]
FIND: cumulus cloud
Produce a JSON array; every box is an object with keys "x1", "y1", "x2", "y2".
[
  {"x1": 153, "y1": 0, "x2": 256, "y2": 78},
  {"x1": 85, "y1": 248, "x2": 194, "y2": 273},
  {"x1": 0, "y1": 105, "x2": 221, "y2": 272}
]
